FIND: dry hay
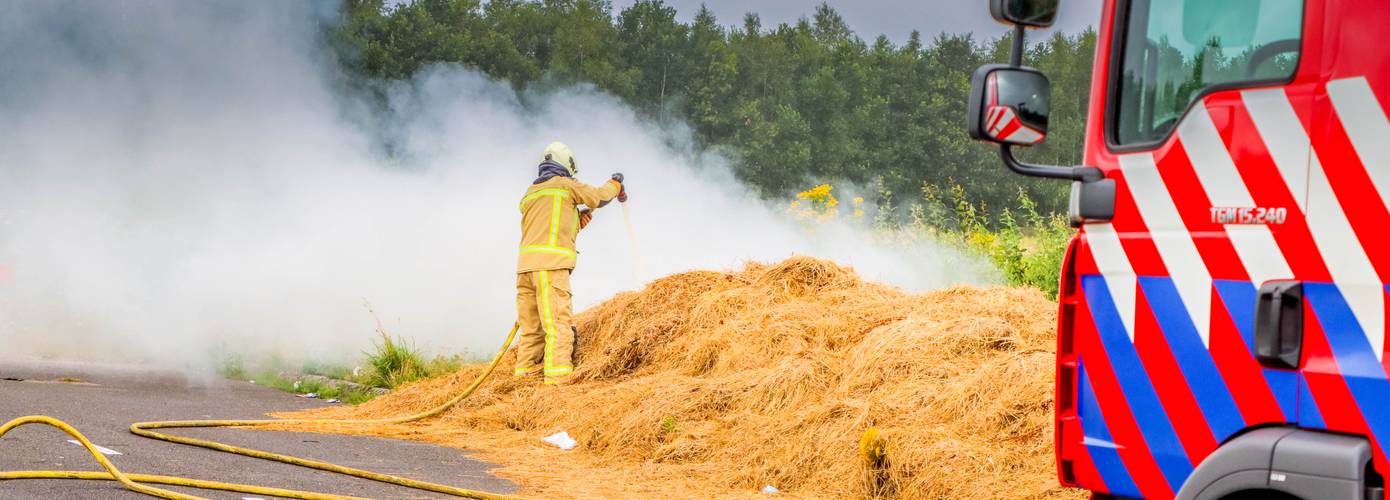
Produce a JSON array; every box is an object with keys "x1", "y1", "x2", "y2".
[{"x1": 268, "y1": 257, "x2": 1085, "y2": 499}]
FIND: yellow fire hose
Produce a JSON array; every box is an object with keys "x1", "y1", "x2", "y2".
[{"x1": 0, "y1": 324, "x2": 522, "y2": 500}]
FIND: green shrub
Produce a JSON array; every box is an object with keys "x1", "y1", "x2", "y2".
[
  {"x1": 917, "y1": 184, "x2": 1074, "y2": 297},
  {"x1": 965, "y1": 191, "x2": 1070, "y2": 297},
  {"x1": 788, "y1": 181, "x2": 1073, "y2": 297}
]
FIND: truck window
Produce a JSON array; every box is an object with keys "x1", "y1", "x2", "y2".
[{"x1": 1112, "y1": 0, "x2": 1304, "y2": 146}]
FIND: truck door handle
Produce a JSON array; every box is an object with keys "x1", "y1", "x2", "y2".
[{"x1": 1254, "y1": 280, "x2": 1303, "y2": 369}]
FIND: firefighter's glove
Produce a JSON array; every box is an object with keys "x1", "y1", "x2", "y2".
[
  {"x1": 578, "y1": 209, "x2": 593, "y2": 229},
  {"x1": 611, "y1": 172, "x2": 628, "y2": 202}
]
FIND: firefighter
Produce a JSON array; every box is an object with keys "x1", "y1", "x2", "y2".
[{"x1": 514, "y1": 142, "x2": 625, "y2": 385}]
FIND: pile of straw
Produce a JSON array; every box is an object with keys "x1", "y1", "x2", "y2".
[{"x1": 273, "y1": 257, "x2": 1081, "y2": 498}]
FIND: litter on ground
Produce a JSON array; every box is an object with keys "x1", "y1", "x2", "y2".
[
  {"x1": 67, "y1": 440, "x2": 121, "y2": 456},
  {"x1": 541, "y1": 431, "x2": 577, "y2": 450}
]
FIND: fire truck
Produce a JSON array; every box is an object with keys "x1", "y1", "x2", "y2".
[{"x1": 970, "y1": 0, "x2": 1390, "y2": 498}]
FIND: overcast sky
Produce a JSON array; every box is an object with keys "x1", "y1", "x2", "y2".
[{"x1": 610, "y1": 0, "x2": 1104, "y2": 42}]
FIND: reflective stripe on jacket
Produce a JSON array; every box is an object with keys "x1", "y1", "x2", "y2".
[{"x1": 516, "y1": 176, "x2": 621, "y2": 273}]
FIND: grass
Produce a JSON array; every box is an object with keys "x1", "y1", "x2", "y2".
[
  {"x1": 301, "y1": 360, "x2": 357, "y2": 381},
  {"x1": 218, "y1": 340, "x2": 480, "y2": 406},
  {"x1": 216, "y1": 302, "x2": 484, "y2": 405},
  {"x1": 361, "y1": 299, "x2": 460, "y2": 389},
  {"x1": 219, "y1": 355, "x2": 379, "y2": 405},
  {"x1": 272, "y1": 374, "x2": 379, "y2": 405},
  {"x1": 364, "y1": 333, "x2": 428, "y2": 388}
]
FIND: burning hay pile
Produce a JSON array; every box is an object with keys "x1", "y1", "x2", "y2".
[{"x1": 273, "y1": 257, "x2": 1080, "y2": 498}]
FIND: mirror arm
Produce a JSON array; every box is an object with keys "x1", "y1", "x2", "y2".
[
  {"x1": 1000, "y1": 144, "x2": 1104, "y2": 182},
  {"x1": 1010, "y1": 24, "x2": 1025, "y2": 67}
]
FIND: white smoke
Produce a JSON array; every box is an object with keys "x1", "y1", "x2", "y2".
[{"x1": 0, "y1": 1, "x2": 994, "y2": 368}]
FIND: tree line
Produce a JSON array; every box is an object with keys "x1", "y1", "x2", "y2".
[{"x1": 333, "y1": 0, "x2": 1097, "y2": 216}]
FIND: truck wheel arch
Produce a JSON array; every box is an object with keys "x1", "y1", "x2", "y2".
[{"x1": 1175, "y1": 427, "x2": 1376, "y2": 500}]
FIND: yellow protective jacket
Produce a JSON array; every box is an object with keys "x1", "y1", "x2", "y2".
[{"x1": 517, "y1": 176, "x2": 622, "y2": 273}]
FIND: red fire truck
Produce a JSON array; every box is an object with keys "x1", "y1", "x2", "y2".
[{"x1": 971, "y1": 0, "x2": 1390, "y2": 498}]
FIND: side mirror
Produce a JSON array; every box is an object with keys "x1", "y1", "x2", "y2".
[
  {"x1": 968, "y1": 64, "x2": 1051, "y2": 146},
  {"x1": 990, "y1": 0, "x2": 1060, "y2": 28}
]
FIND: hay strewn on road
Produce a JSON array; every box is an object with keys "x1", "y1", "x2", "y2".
[{"x1": 270, "y1": 257, "x2": 1082, "y2": 498}]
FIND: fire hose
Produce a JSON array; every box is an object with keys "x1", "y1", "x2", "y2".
[{"x1": 0, "y1": 324, "x2": 522, "y2": 500}]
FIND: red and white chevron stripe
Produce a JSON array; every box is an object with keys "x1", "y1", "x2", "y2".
[{"x1": 1081, "y1": 78, "x2": 1390, "y2": 360}]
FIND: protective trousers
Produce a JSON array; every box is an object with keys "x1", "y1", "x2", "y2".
[{"x1": 514, "y1": 269, "x2": 575, "y2": 384}]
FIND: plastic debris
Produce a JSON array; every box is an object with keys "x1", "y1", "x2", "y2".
[
  {"x1": 68, "y1": 440, "x2": 122, "y2": 456},
  {"x1": 247, "y1": 380, "x2": 256, "y2": 384},
  {"x1": 541, "y1": 431, "x2": 576, "y2": 450},
  {"x1": 761, "y1": 485, "x2": 779, "y2": 494},
  {"x1": 297, "y1": 392, "x2": 318, "y2": 399},
  {"x1": 292, "y1": 380, "x2": 301, "y2": 390},
  {"x1": 326, "y1": 399, "x2": 341, "y2": 404}
]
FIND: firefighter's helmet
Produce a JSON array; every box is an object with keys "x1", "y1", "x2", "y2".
[{"x1": 543, "y1": 142, "x2": 578, "y2": 176}]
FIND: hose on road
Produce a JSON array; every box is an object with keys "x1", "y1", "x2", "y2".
[{"x1": 0, "y1": 324, "x2": 522, "y2": 500}]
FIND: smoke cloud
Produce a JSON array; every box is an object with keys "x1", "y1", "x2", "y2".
[{"x1": 0, "y1": 1, "x2": 994, "y2": 368}]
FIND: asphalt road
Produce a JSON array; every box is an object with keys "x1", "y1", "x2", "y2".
[{"x1": 0, "y1": 356, "x2": 518, "y2": 499}]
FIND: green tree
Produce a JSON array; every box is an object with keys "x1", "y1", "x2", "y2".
[
  {"x1": 330, "y1": 1, "x2": 1098, "y2": 221},
  {"x1": 617, "y1": 1, "x2": 688, "y2": 114}
]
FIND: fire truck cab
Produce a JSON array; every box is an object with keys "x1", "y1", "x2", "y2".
[{"x1": 970, "y1": 0, "x2": 1390, "y2": 498}]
